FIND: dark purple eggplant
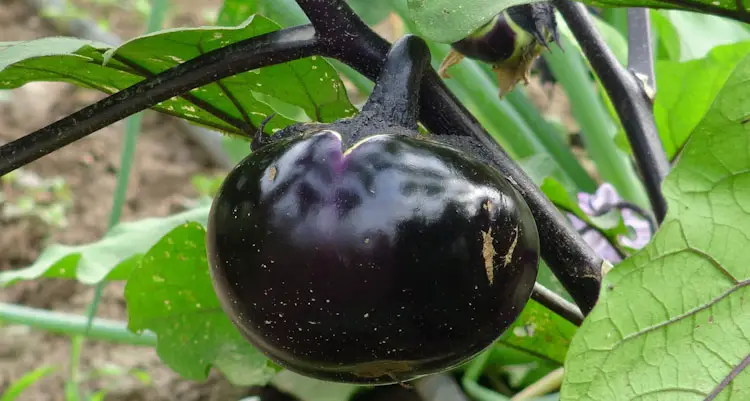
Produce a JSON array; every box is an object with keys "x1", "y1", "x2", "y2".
[{"x1": 206, "y1": 36, "x2": 539, "y2": 385}]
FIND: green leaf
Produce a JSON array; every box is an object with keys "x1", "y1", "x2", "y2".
[
  {"x1": 0, "y1": 205, "x2": 209, "y2": 286},
  {"x1": 0, "y1": 16, "x2": 354, "y2": 136},
  {"x1": 561, "y1": 54, "x2": 750, "y2": 401},
  {"x1": 498, "y1": 300, "x2": 576, "y2": 365},
  {"x1": 406, "y1": 0, "x2": 748, "y2": 44},
  {"x1": 1, "y1": 366, "x2": 56, "y2": 401},
  {"x1": 124, "y1": 222, "x2": 278, "y2": 385},
  {"x1": 653, "y1": 41, "x2": 750, "y2": 160},
  {"x1": 657, "y1": 10, "x2": 750, "y2": 62},
  {"x1": 217, "y1": 0, "x2": 258, "y2": 26}
]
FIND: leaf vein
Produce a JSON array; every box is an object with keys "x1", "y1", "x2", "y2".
[{"x1": 618, "y1": 280, "x2": 749, "y2": 344}]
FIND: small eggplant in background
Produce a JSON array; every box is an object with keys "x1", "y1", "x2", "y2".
[{"x1": 438, "y1": 2, "x2": 559, "y2": 97}]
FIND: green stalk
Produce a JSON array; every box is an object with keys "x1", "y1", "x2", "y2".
[
  {"x1": 0, "y1": 302, "x2": 156, "y2": 346},
  {"x1": 543, "y1": 35, "x2": 649, "y2": 207}
]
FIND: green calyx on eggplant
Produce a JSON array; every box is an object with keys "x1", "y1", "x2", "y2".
[
  {"x1": 438, "y1": 2, "x2": 559, "y2": 97},
  {"x1": 206, "y1": 35, "x2": 540, "y2": 385}
]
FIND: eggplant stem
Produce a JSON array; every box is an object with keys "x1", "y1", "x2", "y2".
[{"x1": 360, "y1": 35, "x2": 431, "y2": 130}]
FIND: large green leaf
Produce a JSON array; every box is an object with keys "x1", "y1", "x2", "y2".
[
  {"x1": 125, "y1": 222, "x2": 278, "y2": 385},
  {"x1": 654, "y1": 41, "x2": 750, "y2": 160},
  {"x1": 0, "y1": 205, "x2": 210, "y2": 286},
  {"x1": 0, "y1": 15, "x2": 355, "y2": 136},
  {"x1": 561, "y1": 54, "x2": 750, "y2": 400},
  {"x1": 406, "y1": 0, "x2": 749, "y2": 44}
]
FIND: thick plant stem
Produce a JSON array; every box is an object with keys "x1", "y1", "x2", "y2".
[
  {"x1": 360, "y1": 35, "x2": 430, "y2": 130},
  {"x1": 554, "y1": 0, "x2": 669, "y2": 223}
]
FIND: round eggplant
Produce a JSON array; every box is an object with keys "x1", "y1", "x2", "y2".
[
  {"x1": 206, "y1": 130, "x2": 538, "y2": 384},
  {"x1": 206, "y1": 35, "x2": 539, "y2": 385}
]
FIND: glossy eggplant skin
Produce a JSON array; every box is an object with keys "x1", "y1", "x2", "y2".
[{"x1": 206, "y1": 130, "x2": 539, "y2": 385}]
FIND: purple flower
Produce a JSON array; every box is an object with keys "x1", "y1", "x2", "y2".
[{"x1": 567, "y1": 183, "x2": 654, "y2": 263}]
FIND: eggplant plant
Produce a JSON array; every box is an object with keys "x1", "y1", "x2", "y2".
[{"x1": 0, "y1": 0, "x2": 748, "y2": 399}]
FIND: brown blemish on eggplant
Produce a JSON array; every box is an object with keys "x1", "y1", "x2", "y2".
[
  {"x1": 503, "y1": 226, "x2": 519, "y2": 268},
  {"x1": 481, "y1": 228, "x2": 496, "y2": 284}
]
